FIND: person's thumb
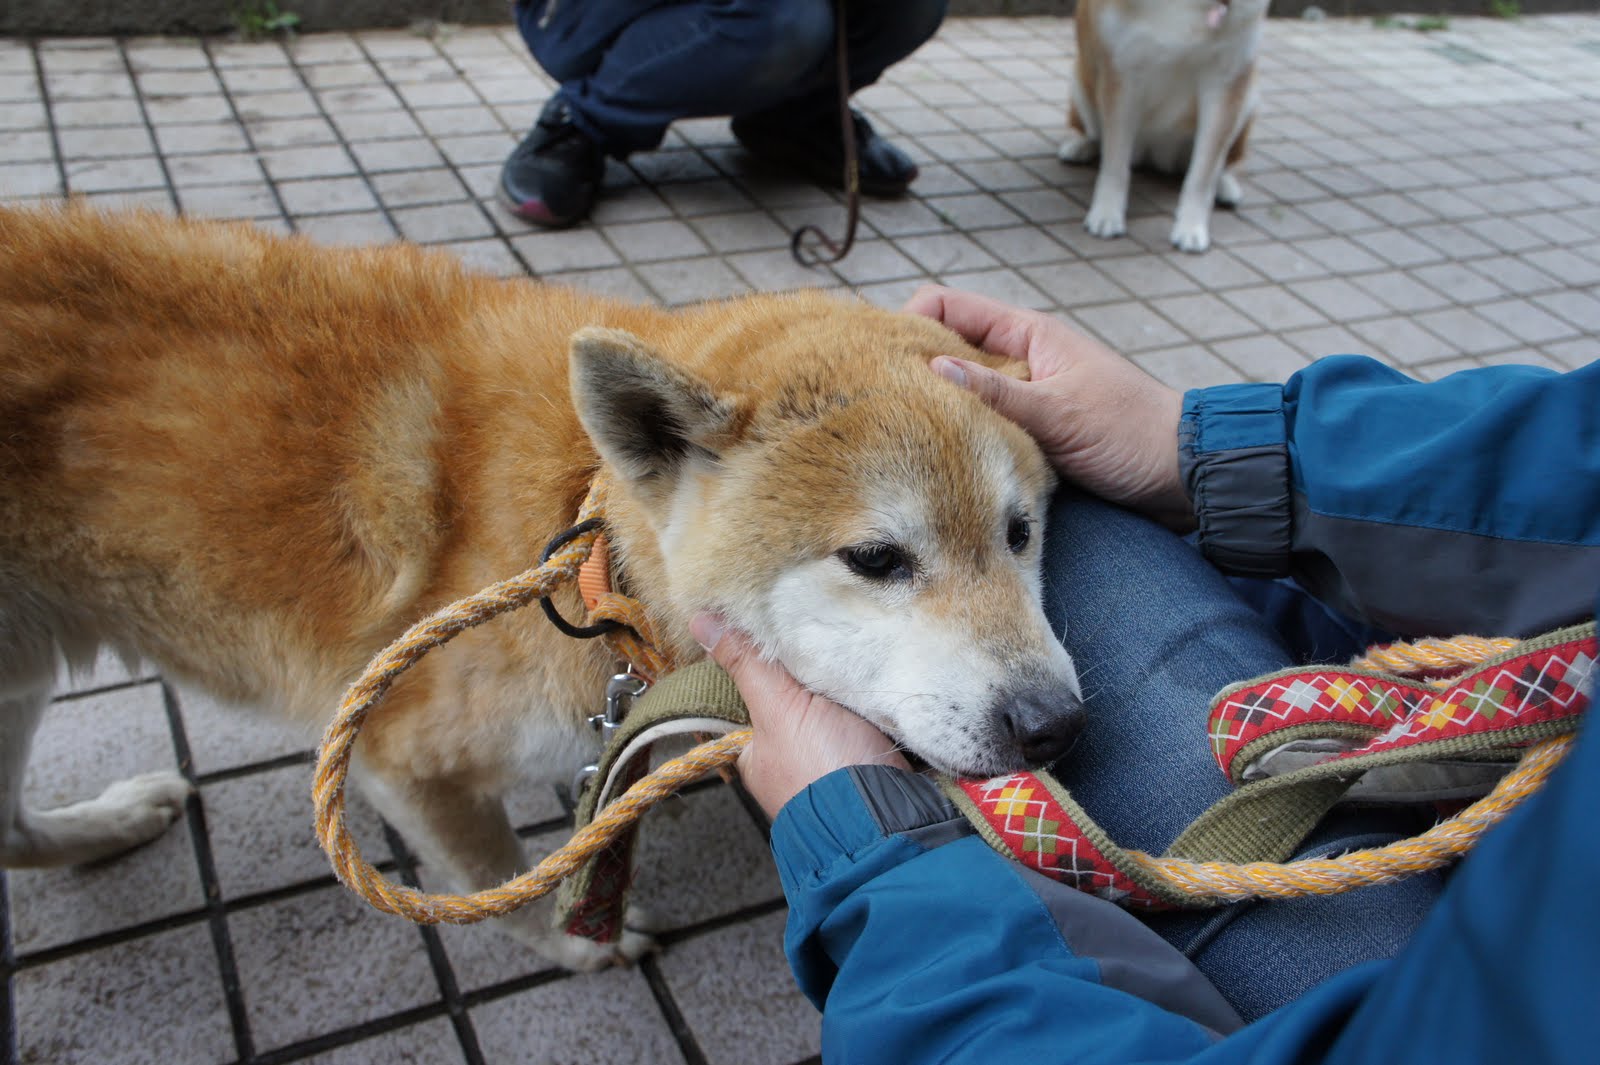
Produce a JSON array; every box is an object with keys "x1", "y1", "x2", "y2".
[
  {"x1": 690, "y1": 613, "x2": 797, "y2": 710},
  {"x1": 931, "y1": 355, "x2": 1035, "y2": 427}
]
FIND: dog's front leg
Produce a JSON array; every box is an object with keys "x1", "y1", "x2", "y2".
[
  {"x1": 1172, "y1": 70, "x2": 1254, "y2": 254},
  {"x1": 355, "y1": 769, "x2": 654, "y2": 972},
  {"x1": 1083, "y1": 71, "x2": 1137, "y2": 240}
]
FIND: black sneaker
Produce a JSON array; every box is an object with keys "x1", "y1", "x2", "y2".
[
  {"x1": 732, "y1": 109, "x2": 918, "y2": 198},
  {"x1": 499, "y1": 96, "x2": 605, "y2": 228}
]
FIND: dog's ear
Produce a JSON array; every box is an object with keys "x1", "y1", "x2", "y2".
[{"x1": 570, "y1": 327, "x2": 738, "y2": 487}]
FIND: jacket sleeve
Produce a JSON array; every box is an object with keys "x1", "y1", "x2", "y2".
[{"x1": 1178, "y1": 357, "x2": 1600, "y2": 637}]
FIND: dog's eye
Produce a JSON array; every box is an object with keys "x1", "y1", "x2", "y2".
[
  {"x1": 841, "y1": 543, "x2": 914, "y2": 582},
  {"x1": 1007, "y1": 516, "x2": 1033, "y2": 553}
]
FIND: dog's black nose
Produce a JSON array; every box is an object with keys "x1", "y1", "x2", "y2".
[{"x1": 999, "y1": 689, "x2": 1085, "y2": 767}]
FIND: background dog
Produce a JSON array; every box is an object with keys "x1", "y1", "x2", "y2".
[
  {"x1": 0, "y1": 206, "x2": 1083, "y2": 969},
  {"x1": 1060, "y1": 0, "x2": 1268, "y2": 253}
]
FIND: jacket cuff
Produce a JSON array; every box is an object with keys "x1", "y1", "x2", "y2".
[
  {"x1": 1180, "y1": 383, "x2": 1294, "y2": 578},
  {"x1": 769, "y1": 765, "x2": 965, "y2": 894}
]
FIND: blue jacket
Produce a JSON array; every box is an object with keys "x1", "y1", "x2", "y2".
[{"x1": 770, "y1": 356, "x2": 1600, "y2": 1064}]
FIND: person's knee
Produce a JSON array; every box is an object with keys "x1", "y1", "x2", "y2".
[
  {"x1": 721, "y1": 0, "x2": 834, "y2": 102},
  {"x1": 869, "y1": 0, "x2": 948, "y2": 62}
]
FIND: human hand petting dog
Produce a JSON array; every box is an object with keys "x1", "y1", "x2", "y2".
[
  {"x1": 906, "y1": 285, "x2": 1195, "y2": 532},
  {"x1": 691, "y1": 613, "x2": 909, "y2": 819}
]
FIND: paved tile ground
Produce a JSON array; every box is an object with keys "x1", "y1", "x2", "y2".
[{"x1": 2, "y1": 11, "x2": 1599, "y2": 1065}]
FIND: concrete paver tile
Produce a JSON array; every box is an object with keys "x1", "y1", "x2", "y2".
[
  {"x1": 938, "y1": 266, "x2": 1054, "y2": 309},
  {"x1": 1412, "y1": 306, "x2": 1521, "y2": 356},
  {"x1": 471, "y1": 967, "x2": 684, "y2": 1065},
  {"x1": 1210, "y1": 334, "x2": 1315, "y2": 381},
  {"x1": 294, "y1": 209, "x2": 399, "y2": 244},
  {"x1": 276, "y1": 174, "x2": 380, "y2": 215},
  {"x1": 297, "y1": 1020, "x2": 466, "y2": 1065},
  {"x1": 1075, "y1": 300, "x2": 1189, "y2": 353},
  {"x1": 1350, "y1": 314, "x2": 1463, "y2": 365},
  {"x1": 1533, "y1": 289, "x2": 1600, "y2": 334},
  {"x1": 1148, "y1": 292, "x2": 1261, "y2": 341},
  {"x1": 1136, "y1": 344, "x2": 1249, "y2": 388},
  {"x1": 203, "y1": 763, "x2": 391, "y2": 900},
  {"x1": 1223, "y1": 284, "x2": 1329, "y2": 332},
  {"x1": 391, "y1": 201, "x2": 497, "y2": 243},
  {"x1": 14, "y1": 924, "x2": 233, "y2": 1065},
  {"x1": 230, "y1": 886, "x2": 438, "y2": 1051},
  {"x1": 638, "y1": 255, "x2": 754, "y2": 304},
  {"x1": 1472, "y1": 297, "x2": 1583, "y2": 345},
  {"x1": 658, "y1": 911, "x2": 820, "y2": 1065}
]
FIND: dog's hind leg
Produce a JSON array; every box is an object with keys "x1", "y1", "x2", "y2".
[
  {"x1": 1214, "y1": 112, "x2": 1253, "y2": 208},
  {"x1": 356, "y1": 769, "x2": 655, "y2": 972},
  {"x1": 0, "y1": 679, "x2": 191, "y2": 869},
  {"x1": 1058, "y1": 85, "x2": 1101, "y2": 165}
]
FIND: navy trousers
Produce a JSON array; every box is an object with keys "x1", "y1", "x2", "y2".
[{"x1": 513, "y1": 0, "x2": 947, "y2": 155}]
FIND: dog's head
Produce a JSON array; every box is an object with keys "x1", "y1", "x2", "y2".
[{"x1": 569, "y1": 292, "x2": 1083, "y2": 777}]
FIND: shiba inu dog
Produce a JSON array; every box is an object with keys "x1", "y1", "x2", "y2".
[
  {"x1": 0, "y1": 206, "x2": 1083, "y2": 969},
  {"x1": 1059, "y1": 0, "x2": 1268, "y2": 253}
]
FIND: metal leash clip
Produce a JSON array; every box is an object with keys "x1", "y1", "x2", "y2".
[{"x1": 570, "y1": 669, "x2": 650, "y2": 802}]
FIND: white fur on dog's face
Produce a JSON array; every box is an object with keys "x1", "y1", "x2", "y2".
[
  {"x1": 571, "y1": 318, "x2": 1086, "y2": 778},
  {"x1": 751, "y1": 446, "x2": 1084, "y2": 777}
]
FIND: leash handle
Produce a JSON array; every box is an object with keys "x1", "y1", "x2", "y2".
[{"x1": 790, "y1": 0, "x2": 860, "y2": 267}]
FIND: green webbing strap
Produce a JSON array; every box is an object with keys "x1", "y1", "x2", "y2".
[
  {"x1": 555, "y1": 661, "x2": 749, "y2": 927},
  {"x1": 1163, "y1": 722, "x2": 1567, "y2": 863}
]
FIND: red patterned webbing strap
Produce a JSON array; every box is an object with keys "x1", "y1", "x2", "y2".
[{"x1": 943, "y1": 623, "x2": 1595, "y2": 910}]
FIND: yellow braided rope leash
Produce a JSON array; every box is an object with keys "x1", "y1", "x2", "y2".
[
  {"x1": 1124, "y1": 734, "x2": 1569, "y2": 902},
  {"x1": 1351, "y1": 635, "x2": 1519, "y2": 681},
  {"x1": 315, "y1": 492, "x2": 1573, "y2": 923}
]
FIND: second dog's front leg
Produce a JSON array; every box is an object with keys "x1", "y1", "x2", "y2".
[
  {"x1": 1172, "y1": 72, "x2": 1254, "y2": 254},
  {"x1": 355, "y1": 769, "x2": 654, "y2": 972},
  {"x1": 1084, "y1": 75, "x2": 1137, "y2": 239}
]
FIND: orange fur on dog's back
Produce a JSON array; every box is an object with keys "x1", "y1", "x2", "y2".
[{"x1": 3, "y1": 207, "x2": 630, "y2": 725}]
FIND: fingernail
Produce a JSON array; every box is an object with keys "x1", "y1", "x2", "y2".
[
  {"x1": 690, "y1": 612, "x2": 725, "y2": 652},
  {"x1": 931, "y1": 356, "x2": 967, "y2": 389}
]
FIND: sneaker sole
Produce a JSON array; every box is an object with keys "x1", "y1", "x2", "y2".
[{"x1": 497, "y1": 180, "x2": 587, "y2": 230}]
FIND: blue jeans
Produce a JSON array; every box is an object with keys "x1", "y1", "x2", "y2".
[
  {"x1": 513, "y1": 0, "x2": 946, "y2": 154},
  {"x1": 1039, "y1": 489, "x2": 1441, "y2": 1022}
]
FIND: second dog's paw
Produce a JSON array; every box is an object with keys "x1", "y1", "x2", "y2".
[
  {"x1": 1084, "y1": 203, "x2": 1127, "y2": 239},
  {"x1": 1170, "y1": 218, "x2": 1212, "y2": 254},
  {"x1": 546, "y1": 926, "x2": 659, "y2": 972},
  {"x1": 1058, "y1": 134, "x2": 1099, "y2": 165}
]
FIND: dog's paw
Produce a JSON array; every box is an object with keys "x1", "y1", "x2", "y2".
[
  {"x1": 1170, "y1": 218, "x2": 1212, "y2": 254},
  {"x1": 1058, "y1": 134, "x2": 1099, "y2": 165},
  {"x1": 1084, "y1": 202, "x2": 1127, "y2": 240},
  {"x1": 1215, "y1": 172, "x2": 1243, "y2": 208},
  {"x1": 545, "y1": 925, "x2": 659, "y2": 972},
  {"x1": 99, "y1": 770, "x2": 192, "y2": 843}
]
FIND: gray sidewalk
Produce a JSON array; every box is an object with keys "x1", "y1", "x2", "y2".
[{"x1": 3, "y1": 13, "x2": 1599, "y2": 1065}]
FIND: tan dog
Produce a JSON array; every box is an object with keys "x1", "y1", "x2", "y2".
[
  {"x1": 1060, "y1": 0, "x2": 1267, "y2": 253},
  {"x1": 0, "y1": 207, "x2": 1083, "y2": 969}
]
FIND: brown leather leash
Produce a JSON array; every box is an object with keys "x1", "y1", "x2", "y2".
[{"x1": 790, "y1": 0, "x2": 861, "y2": 267}]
